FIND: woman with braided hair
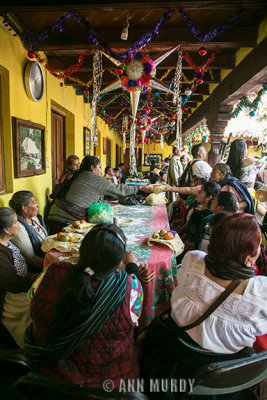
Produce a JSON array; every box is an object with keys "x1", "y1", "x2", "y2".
[{"x1": 25, "y1": 223, "x2": 144, "y2": 388}]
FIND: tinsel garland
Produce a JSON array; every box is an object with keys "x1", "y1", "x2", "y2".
[
  {"x1": 230, "y1": 84, "x2": 267, "y2": 118},
  {"x1": 159, "y1": 68, "x2": 172, "y2": 81},
  {"x1": 91, "y1": 51, "x2": 102, "y2": 150},
  {"x1": 173, "y1": 46, "x2": 183, "y2": 149},
  {"x1": 129, "y1": 122, "x2": 137, "y2": 176},
  {"x1": 182, "y1": 48, "x2": 220, "y2": 74},
  {"x1": 122, "y1": 9, "x2": 175, "y2": 60},
  {"x1": 122, "y1": 116, "x2": 128, "y2": 154},
  {"x1": 1, "y1": 9, "x2": 174, "y2": 62},
  {"x1": 33, "y1": 50, "x2": 93, "y2": 82},
  {"x1": 179, "y1": 9, "x2": 242, "y2": 42}
]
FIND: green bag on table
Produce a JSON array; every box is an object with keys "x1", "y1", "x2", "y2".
[{"x1": 87, "y1": 202, "x2": 117, "y2": 223}]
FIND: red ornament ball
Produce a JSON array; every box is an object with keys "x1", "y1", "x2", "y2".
[
  {"x1": 83, "y1": 90, "x2": 89, "y2": 94},
  {"x1": 60, "y1": 82, "x2": 64, "y2": 87},
  {"x1": 198, "y1": 47, "x2": 207, "y2": 56},
  {"x1": 27, "y1": 51, "x2": 35, "y2": 59}
]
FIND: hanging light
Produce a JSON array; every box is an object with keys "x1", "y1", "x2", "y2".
[{"x1": 121, "y1": 14, "x2": 129, "y2": 40}]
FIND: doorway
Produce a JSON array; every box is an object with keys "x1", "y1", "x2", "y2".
[{"x1": 51, "y1": 110, "x2": 66, "y2": 185}]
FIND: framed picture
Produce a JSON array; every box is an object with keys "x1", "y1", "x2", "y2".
[
  {"x1": 103, "y1": 137, "x2": 107, "y2": 155},
  {"x1": 144, "y1": 154, "x2": 162, "y2": 166},
  {"x1": 12, "y1": 117, "x2": 46, "y2": 178},
  {"x1": 83, "y1": 127, "x2": 90, "y2": 155}
]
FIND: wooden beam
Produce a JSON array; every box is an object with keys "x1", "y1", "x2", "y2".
[
  {"x1": 2, "y1": 1, "x2": 267, "y2": 11},
  {"x1": 30, "y1": 28, "x2": 257, "y2": 51},
  {"x1": 167, "y1": 36, "x2": 267, "y2": 144}
]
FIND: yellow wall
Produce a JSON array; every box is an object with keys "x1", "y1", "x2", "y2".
[{"x1": 0, "y1": 23, "x2": 123, "y2": 214}]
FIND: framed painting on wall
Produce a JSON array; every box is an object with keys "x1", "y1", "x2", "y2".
[
  {"x1": 144, "y1": 153, "x2": 162, "y2": 166},
  {"x1": 12, "y1": 117, "x2": 46, "y2": 178},
  {"x1": 83, "y1": 127, "x2": 90, "y2": 155},
  {"x1": 103, "y1": 137, "x2": 107, "y2": 155}
]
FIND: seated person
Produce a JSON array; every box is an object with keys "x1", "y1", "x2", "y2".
[
  {"x1": 47, "y1": 156, "x2": 152, "y2": 234},
  {"x1": 9, "y1": 191, "x2": 47, "y2": 271},
  {"x1": 196, "y1": 191, "x2": 238, "y2": 251},
  {"x1": 142, "y1": 214, "x2": 267, "y2": 399},
  {"x1": 104, "y1": 166, "x2": 114, "y2": 182},
  {"x1": 159, "y1": 170, "x2": 168, "y2": 184},
  {"x1": 0, "y1": 207, "x2": 33, "y2": 348},
  {"x1": 25, "y1": 223, "x2": 144, "y2": 387},
  {"x1": 183, "y1": 181, "x2": 221, "y2": 250},
  {"x1": 59, "y1": 155, "x2": 80, "y2": 184},
  {"x1": 170, "y1": 175, "x2": 207, "y2": 229},
  {"x1": 168, "y1": 163, "x2": 255, "y2": 215},
  {"x1": 149, "y1": 169, "x2": 161, "y2": 184},
  {"x1": 113, "y1": 167, "x2": 121, "y2": 185},
  {"x1": 118, "y1": 163, "x2": 128, "y2": 183}
]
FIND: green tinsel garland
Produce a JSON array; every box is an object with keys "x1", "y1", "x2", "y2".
[{"x1": 231, "y1": 84, "x2": 267, "y2": 118}]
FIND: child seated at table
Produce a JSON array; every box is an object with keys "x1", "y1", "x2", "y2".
[{"x1": 196, "y1": 191, "x2": 239, "y2": 252}]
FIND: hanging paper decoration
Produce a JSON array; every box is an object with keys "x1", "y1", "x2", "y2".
[
  {"x1": 91, "y1": 51, "x2": 102, "y2": 150},
  {"x1": 116, "y1": 52, "x2": 156, "y2": 93},
  {"x1": 160, "y1": 134, "x2": 164, "y2": 150},
  {"x1": 141, "y1": 131, "x2": 145, "y2": 165},
  {"x1": 129, "y1": 122, "x2": 137, "y2": 176},
  {"x1": 173, "y1": 45, "x2": 183, "y2": 105},
  {"x1": 173, "y1": 46, "x2": 183, "y2": 149},
  {"x1": 179, "y1": 9, "x2": 242, "y2": 42},
  {"x1": 137, "y1": 115, "x2": 152, "y2": 132},
  {"x1": 122, "y1": 115, "x2": 128, "y2": 154}
]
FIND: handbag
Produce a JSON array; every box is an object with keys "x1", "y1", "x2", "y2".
[
  {"x1": 118, "y1": 194, "x2": 145, "y2": 206},
  {"x1": 139, "y1": 279, "x2": 242, "y2": 348}
]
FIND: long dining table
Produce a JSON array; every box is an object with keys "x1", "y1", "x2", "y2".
[{"x1": 43, "y1": 203, "x2": 178, "y2": 331}]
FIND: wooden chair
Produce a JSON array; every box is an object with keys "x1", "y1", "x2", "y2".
[{"x1": 16, "y1": 372, "x2": 149, "y2": 400}]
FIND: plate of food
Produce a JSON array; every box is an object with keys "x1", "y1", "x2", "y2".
[
  {"x1": 147, "y1": 228, "x2": 184, "y2": 257},
  {"x1": 41, "y1": 232, "x2": 84, "y2": 254},
  {"x1": 147, "y1": 184, "x2": 168, "y2": 194},
  {"x1": 64, "y1": 220, "x2": 95, "y2": 234}
]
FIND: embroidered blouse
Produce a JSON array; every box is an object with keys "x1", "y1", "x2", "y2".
[
  {"x1": 171, "y1": 250, "x2": 267, "y2": 354},
  {"x1": 240, "y1": 158, "x2": 266, "y2": 188}
]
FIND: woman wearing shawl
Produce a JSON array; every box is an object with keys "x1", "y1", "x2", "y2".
[
  {"x1": 9, "y1": 191, "x2": 47, "y2": 271},
  {"x1": 0, "y1": 207, "x2": 33, "y2": 348},
  {"x1": 25, "y1": 223, "x2": 143, "y2": 388},
  {"x1": 168, "y1": 163, "x2": 255, "y2": 215},
  {"x1": 142, "y1": 214, "x2": 267, "y2": 399},
  {"x1": 226, "y1": 138, "x2": 266, "y2": 188}
]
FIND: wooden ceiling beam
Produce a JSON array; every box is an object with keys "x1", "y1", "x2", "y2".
[
  {"x1": 29, "y1": 27, "x2": 257, "y2": 51},
  {"x1": 48, "y1": 52, "x2": 235, "y2": 70},
  {"x1": 167, "y1": 36, "x2": 267, "y2": 143},
  {"x1": 2, "y1": 1, "x2": 267, "y2": 11}
]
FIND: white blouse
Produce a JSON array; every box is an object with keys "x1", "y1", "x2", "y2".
[{"x1": 171, "y1": 251, "x2": 267, "y2": 354}]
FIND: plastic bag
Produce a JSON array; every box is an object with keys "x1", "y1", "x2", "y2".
[{"x1": 87, "y1": 202, "x2": 117, "y2": 223}]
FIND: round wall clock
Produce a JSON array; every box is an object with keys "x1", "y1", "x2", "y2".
[{"x1": 24, "y1": 61, "x2": 44, "y2": 102}]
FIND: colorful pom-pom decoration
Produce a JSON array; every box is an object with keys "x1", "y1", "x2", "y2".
[
  {"x1": 137, "y1": 115, "x2": 152, "y2": 132},
  {"x1": 115, "y1": 52, "x2": 156, "y2": 93}
]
